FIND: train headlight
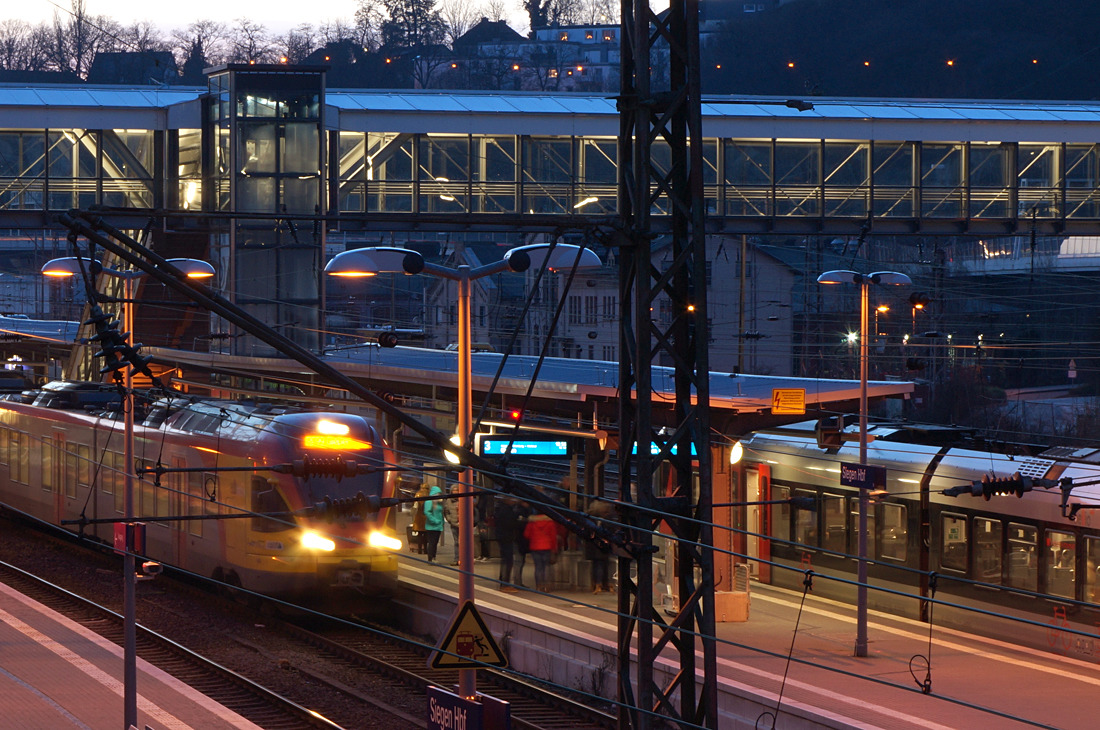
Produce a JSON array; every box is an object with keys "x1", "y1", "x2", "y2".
[
  {"x1": 368, "y1": 531, "x2": 402, "y2": 551},
  {"x1": 729, "y1": 441, "x2": 744, "y2": 465},
  {"x1": 301, "y1": 531, "x2": 336, "y2": 551}
]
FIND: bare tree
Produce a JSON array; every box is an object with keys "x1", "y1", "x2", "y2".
[
  {"x1": 439, "y1": 0, "x2": 480, "y2": 47},
  {"x1": 484, "y1": 0, "x2": 509, "y2": 22},
  {"x1": 171, "y1": 20, "x2": 229, "y2": 69},
  {"x1": 278, "y1": 23, "x2": 316, "y2": 63},
  {"x1": 579, "y1": 0, "x2": 618, "y2": 25},
  {"x1": 50, "y1": 0, "x2": 112, "y2": 77},
  {"x1": 353, "y1": 0, "x2": 385, "y2": 51},
  {"x1": 0, "y1": 20, "x2": 34, "y2": 70},
  {"x1": 318, "y1": 18, "x2": 357, "y2": 46},
  {"x1": 117, "y1": 21, "x2": 167, "y2": 54},
  {"x1": 228, "y1": 18, "x2": 275, "y2": 63}
]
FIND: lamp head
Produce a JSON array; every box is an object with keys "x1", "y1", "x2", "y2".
[
  {"x1": 42, "y1": 257, "x2": 100, "y2": 278},
  {"x1": 324, "y1": 249, "x2": 380, "y2": 278},
  {"x1": 505, "y1": 243, "x2": 602, "y2": 273}
]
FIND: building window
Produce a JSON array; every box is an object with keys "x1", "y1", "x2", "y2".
[
  {"x1": 560, "y1": 32, "x2": 569, "y2": 41},
  {"x1": 603, "y1": 30, "x2": 616, "y2": 42},
  {"x1": 586, "y1": 31, "x2": 594, "y2": 40},
  {"x1": 584, "y1": 295, "x2": 598, "y2": 324},
  {"x1": 568, "y1": 295, "x2": 581, "y2": 324},
  {"x1": 602, "y1": 345, "x2": 615, "y2": 360}
]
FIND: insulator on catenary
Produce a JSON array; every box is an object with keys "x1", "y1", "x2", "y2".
[
  {"x1": 312, "y1": 492, "x2": 382, "y2": 521},
  {"x1": 284, "y1": 455, "x2": 360, "y2": 479}
]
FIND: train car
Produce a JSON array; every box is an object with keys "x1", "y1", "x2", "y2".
[
  {"x1": 732, "y1": 420, "x2": 1100, "y2": 629},
  {"x1": 0, "y1": 380, "x2": 403, "y2": 607}
]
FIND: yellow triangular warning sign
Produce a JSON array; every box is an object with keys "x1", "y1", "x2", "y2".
[{"x1": 430, "y1": 601, "x2": 508, "y2": 669}]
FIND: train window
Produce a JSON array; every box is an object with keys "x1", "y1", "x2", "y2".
[
  {"x1": 64, "y1": 444, "x2": 77, "y2": 498},
  {"x1": 822, "y1": 494, "x2": 846, "y2": 554},
  {"x1": 793, "y1": 489, "x2": 817, "y2": 547},
  {"x1": 1007, "y1": 523, "x2": 1038, "y2": 593},
  {"x1": 974, "y1": 518, "x2": 1003, "y2": 584},
  {"x1": 0, "y1": 426, "x2": 7, "y2": 464},
  {"x1": 772, "y1": 485, "x2": 791, "y2": 544},
  {"x1": 879, "y1": 503, "x2": 907, "y2": 561},
  {"x1": 251, "y1": 477, "x2": 290, "y2": 533},
  {"x1": 77, "y1": 444, "x2": 91, "y2": 488},
  {"x1": 111, "y1": 452, "x2": 125, "y2": 513},
  {"x1": 1086, "y1": 538, "x2": 1100, "y2": 604},
  {"x1": 10, "y1": 430, "x2": 27, "y2": 484},
  {"x1": 188, "y1": 472, "x2": 203, "y2": 537},
  {"x1": 848, "y1": 497, "x2": 876, "y2": 559},
  {"x1": 1046, "y1": 530, "x2": 1076, "y2": 599},
  {"x1": 41, "y1": 437, "x2": 54, "y2": 492},
  {"x1": 940, "y1": 513, "x2": 968, "y2": 572}
]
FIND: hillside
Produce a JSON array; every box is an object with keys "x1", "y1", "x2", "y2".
[{"x1": 702, "y1": 0, "x2": 1100, "y2": 100}]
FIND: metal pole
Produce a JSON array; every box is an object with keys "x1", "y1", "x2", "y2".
[
  {"x1": 456, "y1": 266, "x2": 476, "y2": 699},
  {"x1": 122, "y1": 273, "x2": 137, "y2": 728},
  {"x1": 856, "y1": 278, "x2": 869, "y2": 658}
]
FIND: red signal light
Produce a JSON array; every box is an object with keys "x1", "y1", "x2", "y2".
[{"x1": 509, "y1": 409, "x2": 522, "y2": 420}]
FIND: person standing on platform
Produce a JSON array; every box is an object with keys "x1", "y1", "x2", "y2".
[
  {"x1": 476, "y1": 493, "x2": 494, "y2": 561},
  {"x1": 585, "y1": 500, "x2": 614, "y2": 594},
  {"x1": 524, "y1": 512, "x2": 563, "y2": 592},
  {"x1": 443, "y1": 488, "x2": 460, "y2": 566},
  {"x1": 514, "y1": 501, "x2": 530, "y2": 587},
  {"x1": 423, "y1": 481, "x2": 444, "y2": 562},
  {"x1": 411, "y1": 481, "x2": 429, "y2": 554},
  {"x1": 494, "y1": 497, "x2": 520, "y2": 591}
]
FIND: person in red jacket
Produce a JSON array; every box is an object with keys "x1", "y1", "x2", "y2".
[{"x1": 523, "y1": 513, "x2": 562, "y2": 592}]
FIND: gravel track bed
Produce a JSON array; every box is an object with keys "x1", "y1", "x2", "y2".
[{"x1": 0, "y1": 515, "x2": 423, "y2": 730}]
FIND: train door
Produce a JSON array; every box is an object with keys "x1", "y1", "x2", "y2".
[
  {"x1": 744, "y1": 463, "x2": 771, "y2": 583},
  {"x1": 44, "y1": 433, "x2": 64, "y2": 524},
  {"x1": 170, "y1": 456, "x2": 186, "y2": 566}
]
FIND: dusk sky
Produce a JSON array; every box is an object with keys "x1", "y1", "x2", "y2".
[{"x1": 10, "y1": 0, "x2": 364, "y2": 35}]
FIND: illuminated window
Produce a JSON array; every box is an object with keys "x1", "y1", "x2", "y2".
[{"x1": 560, "y1": 32, "x2": 569, "y2": 41}]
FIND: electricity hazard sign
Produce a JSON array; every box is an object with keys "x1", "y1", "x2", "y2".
[
  {"x1": 771, "y1": 388, "x2": 806, "y2": 415},
  {"x1": 430, "y1": 601, "x2": 508, "y2": 670}
]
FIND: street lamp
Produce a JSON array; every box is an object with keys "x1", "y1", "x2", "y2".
[
  {"x1": 42, "y1": 255, "x2": 214, "y2": 730},
  {"x1": 326, "y1": 242, "x2": 600, "y2": 699},
  {"x1": 816, "y1": 269, "x2": 910, "y2": 658}
]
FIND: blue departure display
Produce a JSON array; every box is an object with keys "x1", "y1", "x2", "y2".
[{"x1": 480, "y1": 439, "x2": 570, "y2": 456}]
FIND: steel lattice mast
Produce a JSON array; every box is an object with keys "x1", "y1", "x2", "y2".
[{"x1": 616, "y1": 0, "x2": 717, "y2": 727}]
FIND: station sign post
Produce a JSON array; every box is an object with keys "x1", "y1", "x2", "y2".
[{"x1": 840, "y1": 462, "x2": 887, "y2": 491}]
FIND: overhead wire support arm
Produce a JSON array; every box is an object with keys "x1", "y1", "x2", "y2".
[{"x1": 56, "y1": 211, "x2": 626, "y2": 558}]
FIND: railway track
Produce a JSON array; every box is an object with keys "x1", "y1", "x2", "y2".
[
  {"x1": 0, "y1": 515, "x2": 616, "y2": 729},
  {"x1": 279, "y1": 615, "x2": 617, "y2": 730},
  {"x1": 0, "y1": 560, "x2": 341, "y2": 730}
]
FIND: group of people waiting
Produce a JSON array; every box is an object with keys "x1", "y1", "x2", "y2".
[{"x1": 410, "y1": 480, "x2": 615, "y2": 594}]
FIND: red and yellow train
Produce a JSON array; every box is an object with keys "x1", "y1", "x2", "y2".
[{"x1": 0, "y1": 380, "x2": 402, "y2": 606}]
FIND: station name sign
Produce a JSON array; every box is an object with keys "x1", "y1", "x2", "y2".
[{"x1": 840, "y1": 462, "x2": 887, "y2": 490}]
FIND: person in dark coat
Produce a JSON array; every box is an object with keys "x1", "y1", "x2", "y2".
[
  {"x1": 476, "y1": 493, "x2": 494, "y2": 561},
  {"x1": 494, "y1": 497, "x2": 520, "y2": 591},
  {"x1": 513, "y1": 501, "x2": 530, "y2": 587},
  {"x1": 585, "y1": 500, "x2": 614, "y2": 593}
]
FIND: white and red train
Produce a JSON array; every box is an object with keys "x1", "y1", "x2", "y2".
[
  {"x1": 0, "y1": 380, "x2": 402, "y2": 605},
  {"x1": 732, "y1": 420, "x2": 1100, "y2": 628}
]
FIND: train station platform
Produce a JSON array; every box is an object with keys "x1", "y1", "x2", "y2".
[
  {"x1": 393, "y1": 540, "x2": 1100, "y2": 730},
  {"x1": 0, "y1": 582, "x2": 260, "y2": 730}
]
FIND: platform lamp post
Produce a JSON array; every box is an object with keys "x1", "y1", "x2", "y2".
[
  {"x1": 42, "y1": 255, "x2": 214, "y2": 730},
  {"x1": 816, "y1": 269, "x2": 911, "y2": 658},
  {"x1": 326, "y1": 243, "x2": 600, "y2": 698}
]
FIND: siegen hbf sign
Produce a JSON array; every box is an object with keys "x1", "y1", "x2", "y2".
[
  {"x1": 840, "y1": 462, "x2": 887, "y2": 491},
  {"x1": 428, "y1": 687, "x2": 481, "y2": 730}
]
